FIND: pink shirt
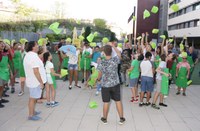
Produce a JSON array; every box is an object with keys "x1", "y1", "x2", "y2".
[{"x1": 177, "y1": 62, "x2": 190, "y2": 70}]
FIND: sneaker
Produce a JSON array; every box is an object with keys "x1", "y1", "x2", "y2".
[
  {"x1": 101, "y1": 117, "x2": 108, "y2": 124},
  {"x1": 95, "y1": 91, "x2": 99, "y2": 96},
  {"x1": 119, "y1": 117, "x2": 126, "y2": 125},
  {"x1": 164, "y1": 95, "x2": 168, "y2": 98},
  {"x1": 159, "y1": 103, "x2": 168, "y2": 107},
  {"x1": 0, "y1": 99, "x2": 9, "y2": 103},
  {"x1": 139, "y1": 102, "x2": 144, "y2": 107},
  {"x1": 51, "y1": 101, "x2": 59, "y2": 107},
  {"x1": 0, "y1": 103, "x2": 5, "y2": 108},
  {"x1": 130, "y1": 98, "x2": 138, "y2": 103},
  {"x1": 69, "y1": 85, "x2": 72, "y2": 90},
  {"x1": 145, "y1": 102, "x2": 151, "y2": 106},
  {"x1": 28, "y1": 116, "x2": 41, "y2": 121},
  {"x1": 46, "y1": 103, "x2": 51, "y2": 108},
  {"x1": 151, "y1": 104, "x2": 160, "y2": 110},
  {"x1": 3, "y1": 93, "x2": 9, "y2": 97},
  {"x1": 82, "y1": 79, "x2": 84, "y2": 83},
  {"x1": 176, "y1": 92, "x2": 180, "y2": 95},
  {"x1": 183, "y1": 93, "x2": 186, "y2": 96},
  {"x1": 11, "y1": 87, "x2": 15, "y2": 94},
  {"x1": 75, "y1": 85, "x2": 81, "y2": 88},
  {"x1": 34, "y1": 111, "x2": 41, "y2": 116},
  {"x1": 18, "y1": 91, "x2": 24, "y2": 96}
]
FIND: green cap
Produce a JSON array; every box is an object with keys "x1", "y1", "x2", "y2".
[
  {"x1": 151, "y1": 6, "x2": 159, "y2": 14},
  {"x1": 170, "y1": 4, "x2": 179, "y2": 12},
  {"x1": 151, "y1": 42, "x2": 156, "y2": 49},
  {"x1": 160, "y1": 35, "x2": 166, "y2": 39},
  {"x1": 169, "y1": 39, "x2": 174, "y2": 43},
  {"x1": 66, "y1": 38, "x2": 72, "y2": 43},
  {"x1": 90, "y1": 42, "x2": 96, "y2": 47},
  {"x1": 132, "y1": 16, "x2": 136, "y2": 21},
  {"x1": 152, "y1": 29, "x2": 159, "y2": 34},
  {"x1": 89, "y1": 101, "x2": 98, "y2": 109},
  {"x1": 79, "y1": 35, "x2": 84, "y2": 41},
  {"x1": 181, "y1": 52, "x2": 187, "y2": 58},
  {"x1": 20, "y1": 38, "x2": 28, "y2": 44},
  {"x1": 102, "y1": 37, "x2": 109, "y2": 44},
  {"x1": 143, "y1": 9, "x2": 151, "y2": 19},
  {"x1": 38, "y1": 38, "x2": 47, "y2": 46},
  {"x1": 3, "y1": 39, "x2": 10, "y2": 45},
  {"x1": 87, "y1": 33, "x2": 94, "y2": 43}
]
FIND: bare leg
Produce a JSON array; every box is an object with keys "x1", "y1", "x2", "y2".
[
  {"x1": 28, "y1": 98, "x2": 36, "y2": 117},
  {"x1": 69, "y1": 70, "x2": 74, "y2": 86},
  {"x1": 131, "y1": 88, "x2": 136, "y2": 98},
  {"x1": 103, "y1": 103, "x2": 109, "y2": 119},
  {"x1": 74, "y1": 70, "x2": 78, "y2": 85},
  {"x1": 159, "y1": 93, "x2": 164, "y2": 103},
  {"x1": 46, "y1": 84, "x2": 50, "y2": 103},
  {"x1": 50, "y1": 85, "x2": 55, "y2": 102},
  {"x1": 0, "y1": 86, "x2": 3, "y2": 99},
  {"x1": 115, "y1": 101, "x2": 124, "y2": 118},
  {"x1": 152, "y1": 92, "x2": 160, "y2": 104},
  {"x1": 183, "y1": 88, "x2": 186, "y2": 93},
  {"x1": 140, "y1": 92, "x2": 144, "y2": 103},
  {"x1": 146, "y1": 92, "x2": 151, "y2": 103}
]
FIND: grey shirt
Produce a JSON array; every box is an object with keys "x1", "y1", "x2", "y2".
[{"x1": 97, "y1": 56, "x2": 120, "y2": 88}]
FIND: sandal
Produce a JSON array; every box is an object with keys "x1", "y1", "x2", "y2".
[{"x1": 75, "y1": 85, "x2": 81, "y2": 88}]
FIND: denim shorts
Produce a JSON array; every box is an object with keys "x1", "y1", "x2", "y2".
[
  {"x1": 129, "y1": 78, "x2": 139, "y2": 88},
  {"x1": 68, "y1": 64, "x2": 78, "y2": 70},
  {"x1": 29, "y1": 86, "x2": 42, "y2": 99},
  {"x1": 141, "y1": 76, "x2": 154, "y2": 92}
]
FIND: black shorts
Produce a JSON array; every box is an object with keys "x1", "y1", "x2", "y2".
[{"x1": 101, "y1": 84, "x2": 121, "y2": 102}]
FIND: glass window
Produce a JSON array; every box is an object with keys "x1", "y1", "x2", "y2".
[
  {"x1": 185, "y1": 22, "x2": 189, "y2": 28},
  {"x1": 189, "y1": 21, "x2": 194, "y2": 27},
  {"x1": 186, "y1": 6, "x2": 193, "y2": 13}
]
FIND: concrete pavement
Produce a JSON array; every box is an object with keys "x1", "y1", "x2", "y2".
[{"x1": 0, "y1": 80, "x2": 200, "y2": 131}]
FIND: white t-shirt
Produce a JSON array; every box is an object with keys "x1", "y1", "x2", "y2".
[
  {"x1": 67, "y1": 50, "x2": 80, "y2": 64},
  {"x1": 45, "y1": 61, "x2": 54, "y2": 77},
  {"x1": 140, "y1": 60, "x2": 154, "y2": 78},
  {"x1": 24, "y1": 51, "x2": 47, "y2": 88},
  {"x1": 156, "y1": 61, "x2": 166, "y2": 80},
  {"x1": 112, "y1": 47, "x2": 122, "y2": 57},
  {"x1": 83, "y1": 47, "x2": 92, "y2": 55}
]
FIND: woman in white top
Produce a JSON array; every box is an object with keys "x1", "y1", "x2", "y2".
[
  {"x1": 60, "y1": 46, "x2": 81, "y2": 89},
  {"x1": 43, "y1": 52, "x2": 61, "y2": 107}
]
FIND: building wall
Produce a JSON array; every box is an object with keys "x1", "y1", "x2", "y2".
[
  {"x1": 168, "y1": 0, "x2": 200, "y2": 38},
  {"x1": 167, "y1": 0, "x2": 200, "y2": 47},
  {"x1": 158, "y1": 0, "x2": 168, "y2": 42},
  {"x1": 136, "y1": 0, "x2": 160, "y2": 41}
]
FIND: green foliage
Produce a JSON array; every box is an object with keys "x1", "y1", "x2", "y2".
[{"x1": 93, "y1": 18, "x2": 107, "y2": 29}]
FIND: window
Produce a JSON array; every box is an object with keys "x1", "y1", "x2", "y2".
[
  {"x1": 185, "y1": 22, "x2": 189, "y2": 28},
  {"x1": 189, "y1": 21, "x2": 194, "y2": 27},
  {"x1": 186, "y1": 6, "x2": 193, "y2": 13}
]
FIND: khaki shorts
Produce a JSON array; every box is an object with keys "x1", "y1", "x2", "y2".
[{"x1": 156, "y1": 80, "x2": 161, "y2": 93}]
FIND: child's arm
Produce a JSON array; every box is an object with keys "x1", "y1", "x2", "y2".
[
  {"x1": 60, "y1": 51, "x2": 68, "y2": 59},
  {"x1": 50, "y1": 68, "x2": 61, "y2": 78},
  {"x1": 127, "y1": 66, "x2": 133, "y2": 72},
  {"x1": 156, "y1": 67, "x2": 169, "y2": 77}
]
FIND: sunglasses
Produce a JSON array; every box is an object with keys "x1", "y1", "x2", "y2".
[{"x1": 183, "y1": 58, "x2": 187, "y2": 59}]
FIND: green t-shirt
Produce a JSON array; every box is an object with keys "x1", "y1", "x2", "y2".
[{"x1": 130, "y1": 59, "x2": 140, "y2": 79}]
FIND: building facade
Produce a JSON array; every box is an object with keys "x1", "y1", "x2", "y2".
[
  {"x1": 168, "y1": 0, "x2": 200, "y2": 47},
  {"x1": 127, "y1": 0, "x2": 160, "y2": 42}
]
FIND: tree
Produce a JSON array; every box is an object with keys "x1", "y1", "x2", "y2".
[
  {"x1": 93, "y1": 18, "x2": 107, "y2": 29},
  {"x1": 53, "y1": 1, "x2": 66, "y2": 19}
]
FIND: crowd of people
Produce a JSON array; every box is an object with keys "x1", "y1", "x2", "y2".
[{"x1": 0, "y1": 32, "x2": 199, "y2": 123}]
